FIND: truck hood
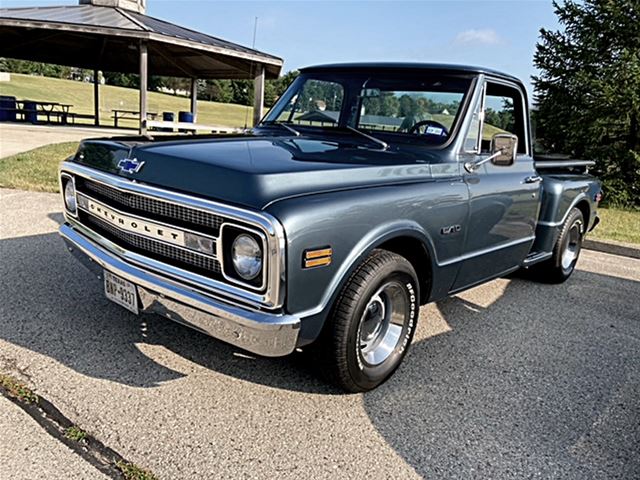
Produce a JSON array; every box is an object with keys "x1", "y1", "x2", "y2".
[{"x1": 74, "y1": 134, "x2": 449, "y2": 210}]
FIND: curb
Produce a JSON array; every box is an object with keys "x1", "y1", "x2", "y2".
[{"x1": 584, "y1": 238, "x2": 640, "y2": 259}]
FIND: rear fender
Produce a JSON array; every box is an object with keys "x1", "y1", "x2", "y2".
[{"x1": 533, "y1": 175, "x2": 599, "y2": 253}]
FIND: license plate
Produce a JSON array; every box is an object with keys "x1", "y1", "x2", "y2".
[{"x1": 104, "y1": 270, "x2": 138, "y2": 314}]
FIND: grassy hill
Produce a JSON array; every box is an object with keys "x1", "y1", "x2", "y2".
[{"x1": 0, "y1": 74, "x2": 254, "y2": 129}]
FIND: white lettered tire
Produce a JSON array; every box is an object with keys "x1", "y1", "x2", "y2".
[{"x1": 316, "y1": 249, "x2": 420, "y2": 392}]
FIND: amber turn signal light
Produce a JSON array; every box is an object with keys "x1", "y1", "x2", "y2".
[{"x1": 303, "y1": 247, "x2": 332, "y2": 268}]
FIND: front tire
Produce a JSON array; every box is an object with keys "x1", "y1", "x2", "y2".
[
  {"x1": 532, "y1": 207, "x2": 584, "y2": 283},
  {"x1": 317, "y1": 249, "x2": 420, "y2": 392}
]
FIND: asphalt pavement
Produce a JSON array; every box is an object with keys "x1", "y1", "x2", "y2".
[
  {"x1": 0, "y1": 123, "x2": 133, "y2": 158},
  {"x1": 0, "y1": 396, "x2": 110, "y2": 480},
  {"x1": 1, "y1": 188, "x2": 639, "y2": 479}
]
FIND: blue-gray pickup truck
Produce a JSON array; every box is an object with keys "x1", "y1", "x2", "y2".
[{"x1": 59, "y1": 63, "x2": 601, "y2": 392}]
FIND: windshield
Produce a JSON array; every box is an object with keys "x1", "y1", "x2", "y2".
[{"x1": 263, "y1": 71, "x2": 472, "y2": 146}]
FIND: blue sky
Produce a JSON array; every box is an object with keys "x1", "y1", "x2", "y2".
[{"x1": 3, "y1": 0, "x2": 560, "y2": 94}]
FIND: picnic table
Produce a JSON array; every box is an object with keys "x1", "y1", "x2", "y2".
[
  {"x1": 112, "y1": 109, "x2": 158, "y2": 128},
  {"x1": 25, "y1": 100, "x2": 73, "y2": 123},
  {"x1": 0, "y1": 99, "x2": 77, "y2": 124}
]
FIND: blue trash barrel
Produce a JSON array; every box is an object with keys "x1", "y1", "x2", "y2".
[
  {"x1": 162, "y1": 112, "x2": 174, "y2": 132},
  {"x1": 178, "y1": 111, "x2": 194, "y2": 133},
  {"x1": 178, "y1": 111, "x2": 194, "y2": 123},
  {"x1": 0, "y1": 96, "x2": 17, "y2": 122},
  {"x1": 23, "y1": 101, "x2": 38, "y2": 124}
]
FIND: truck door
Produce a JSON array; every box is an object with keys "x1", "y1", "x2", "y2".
[{"x1": 451, "y1": 79, "x2": 541, "y2": 291}]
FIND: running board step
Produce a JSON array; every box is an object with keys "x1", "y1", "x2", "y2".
[{"x1": 522, "y1": 251, "x2": 553, "y2": 266}]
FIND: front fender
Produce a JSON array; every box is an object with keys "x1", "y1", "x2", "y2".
[
  {"x1": 301, "y1": 220, "x2": 435, "y2": 316},
  {"x1": 266, "y1": 181, "x2": 468, "y2": 345}
]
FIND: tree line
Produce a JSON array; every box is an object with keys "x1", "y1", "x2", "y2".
[
  {"x1": 0, "y1": 58, "x2": 299, "y2": 108},
  {"x1": 363, "y1": 92, "x2": 461, "y2": 118}
]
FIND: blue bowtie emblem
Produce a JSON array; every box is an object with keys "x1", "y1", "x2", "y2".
[{"x1": 117, "y1": 158, "x2": 145, "y2": 174}]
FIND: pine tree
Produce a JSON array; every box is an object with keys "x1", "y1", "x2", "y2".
[{"x1": 533, "y1": 0, "x2": 640, "y2": 207}]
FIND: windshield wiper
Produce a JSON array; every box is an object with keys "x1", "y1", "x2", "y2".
[
  {"x1": 260, "y1": 121, "x2": 388, "y2": 150},
  {"x1": 259, "y1": 120, "x2": 300, "y2": 136},
  {"x1": 343, "y1": 126, "x2": 388, "y2": 150}
]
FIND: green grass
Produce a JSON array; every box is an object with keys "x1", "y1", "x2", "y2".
[
  {"x1": 0, "y1": 73, "x2": 254, "y2": 128},
  {"x1": 0, "y1": 373, "x2": 38, "y2": 404},
  {"x1": 482, "y1": 123, "x2": 507, "y2": 139},
  {"x1": 0, "y1": 141, "x2": 78, "y2": 192},
  {"x1": 116, "y1": 461, "x2": 159, "y2": 480},
  {"x1": 64, "y1": 425, "x2": 87, "y2": 442},
  {"x1": 591, "y1": 207, "x2": 640, "y2": 244}
]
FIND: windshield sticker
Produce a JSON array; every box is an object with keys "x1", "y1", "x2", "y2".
[{"x1": 426, "y1": 126, "x2": 444, "y2": 136}]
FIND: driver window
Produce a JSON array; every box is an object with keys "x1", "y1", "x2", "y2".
[{"x1": 481, "y1": 82, "x2": 527, "y2": 154}]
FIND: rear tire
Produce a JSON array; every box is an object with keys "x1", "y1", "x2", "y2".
[
  {"x1": 531, "y1": 207, "x2": 584, "y2": 283},
  {"x1": 315, "y1": 249, "x2": 420, "y2": 393}
]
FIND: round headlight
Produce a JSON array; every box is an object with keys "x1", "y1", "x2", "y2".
[
  {"x1": 231, "y1": 234, "x2": 262, "y2": 280},
  {"x1": 64, "y1": 179, "x2": 77, "y2": 214}
]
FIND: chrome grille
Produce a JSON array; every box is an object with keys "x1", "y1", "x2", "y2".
[
  {"x1": 61, "y1": 163, "x2": 282, "y2": 307},
  {"x1": 84, "y1": 214, "x2": 221, "y2": 274},
  {"x1": 78, "y1": 178, "x2": 224, "y2": 234}
]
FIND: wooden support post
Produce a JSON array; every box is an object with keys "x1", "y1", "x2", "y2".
[
  {"x1": 139, "y1": 40, "x2": 148, "y2": 135},
  {"x1": 190, "y1": 77, "x2": 198, "y2": 122},
  {"x1": 93, "y1": 69, "x2": 100, "y2": 127},
  {"x1": 253, "y1": 65, "x2": 265, "y2": 126}
]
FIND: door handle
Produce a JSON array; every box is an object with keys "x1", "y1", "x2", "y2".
[{"x1": 524, "y1": 175, "x2": 543, "y2": 183}]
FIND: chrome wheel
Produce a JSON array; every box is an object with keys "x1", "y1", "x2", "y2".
[
  {"x1": 320, "y1": 249, "x2": 419, "y2": 392},
  {"x1": 358, "y1": 281, "x2": 410, "y2": 366},
  {"x1": 561, "y1": 220, "x2": 582, "y2": 270}
]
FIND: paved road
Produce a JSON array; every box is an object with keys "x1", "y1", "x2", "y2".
[
  {"x1": 0, "y1": 124, "x2": 134, "y2": 158},
  {"x1": 1, "y1": 188, "x2": 639, "y2": 479}
]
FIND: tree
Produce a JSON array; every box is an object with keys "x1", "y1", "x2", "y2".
[
  {"x1": 265, "y1": 70, "x2": 299, "y2": 106},
  {"x1": 532, "y1": 0, "x2": 640, "y2": 207},
  {"x1": 199, "y1": 79, "x2": 233, "y2": 103},
  {"x1": 0, "y1": 58, "x2": 73, "y2": 78},
  {"x1": 102, "y1": 71, "x2": 164, "y2": 91},
  {"x1": 230, "y1": 79, "x2": 253, "y2": 106}
]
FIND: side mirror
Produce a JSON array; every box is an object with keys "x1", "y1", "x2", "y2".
[
  {"x1": 490, "y1": 133, "x2": 518, "y2": 166},
  {"x1": 463, "y1": 133, "x2": 519, "y2": 173}
]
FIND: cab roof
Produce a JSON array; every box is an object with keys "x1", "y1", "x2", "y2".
[{"x1": 300, "y1": 62, "x2": 523, "y2": 86}]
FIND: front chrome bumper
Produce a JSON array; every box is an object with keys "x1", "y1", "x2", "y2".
[{"x1": 60, "y1": 224, "x2": 300, "y2": 357}]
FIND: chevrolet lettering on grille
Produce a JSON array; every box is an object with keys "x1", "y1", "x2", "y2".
[{"x1": 79, "y1": 195, "x2": 188, "y2": 248}]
